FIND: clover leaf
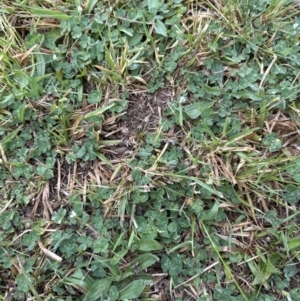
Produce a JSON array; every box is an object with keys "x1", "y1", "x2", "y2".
[
  {"x1": 262, "y1": 133, "x2": 282, "y2": 152},
  {"x1": 88, "y1": 90, "x2": 102, "y2": 104},
  {"x1": 283, "y1": 185, "x2": 300, "y2": 204},
  {"x1": 52, "y1": 208, "x2": 67, "y2": 224}
]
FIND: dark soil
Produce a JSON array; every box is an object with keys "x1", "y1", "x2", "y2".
[{"x1": 122, "y1": 87, "x2": 172, "y2": 135}]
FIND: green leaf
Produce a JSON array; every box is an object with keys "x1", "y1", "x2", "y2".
[
  {"x1": 92, "y1": 255, "x2": 121, "y2": 277},
  {"x1": 83, "y1": 278, "x2": 112, "y2": 301},
  {"x1": 120, "y1": 27, "x2": 133, "y2": 36},
  {"x1": 108, "y1": 285, "x2": 119, "y2": 301},
  {"x1": 168, "y1": 221, "x2": 177, "y2": 232},
  {"x1": 42, "y1": 29, "x2": 63, "y2": 49},
  {"x1": 226, "y1": 127, "x2": 260, "y2": 145},
  {"x1": 252, "y1": 259, "x2": 280, "y2": 285},
  {"x1": 200, "y1": 84, "x2": 222, "y2": 96},
  {"x1": 0, "y1": 94, "x2": 14, "y2": 107},
  {"x1": 211, "y1": 60, "x2": 224, "y2": 87},
  {"x1": 37, "y1": 165, "x2": 53, "y2": 180},
  {"x1": 284, "y1": 263, "x2": 298, "y2": 278},
  {"x1": 35, "y1": 53, "x2": 45, "y2": 77},
  {"x1": 293, "y1": 173, "x2": 300, "y2": 183},
  {"x1": 14, "y1": 70, "x2": 42, "y2": 98},
  {"x1": 232, "y1": 91, "x2": 262, "y2": 101},
  {"x1": 283, "y1": 185, "x2": 300, "y2": 204},
  {"x1": 74, "y1": 145, "x2": 86, "y2": 159},
  {"x1": 16, "y1": 274, "x2": 30, "y2": 292},
  {"x1": 17, "y1": 103, "x2": 26, "y2": 122},
  {"x1": 264, "y1": 210, "x2": 282, "y2": 228},
  {"x1": 192, "y1": 177, "x2": 224, "y2": 198},
  {"x1": 184, "y1": 102, "x2": 201, "y2": 119},
  {"x1": 287, "y1": 237, "x2": 300, "y2": 251},
  {"x1": 201, "y1": 201, "x2": 220, "y2": 221},
  {"x1": 93, "y1": 238, "x2": 109, "y2": 253},
  {"x1": 168, "y1": 241, "x2": 192, "y2": 254},
  {"x1": 28, "y1": 7, "x2": 71, "y2": 20},
  {"x1": 51, "y1": 208, "x2": 67, "y2": 224},
  {"x1": 105, "y1": 51, "x2": 117, "y2": 70},
  {"x1": 46, "y1": 157, "x2": 55, "y2": 167},
  {"x1": 119, "y1": 279, "x2": 152, "y2": 299},
  {"x1": 84, "y1": 103, "x2": 115, "y2": 119},
  {"x1": 22, "y1": 232, "x2": 39, "y2": 251},
  {"x1": 154, "y1": 20, "x2": 167, "y2": 37},
  {"x1": 129, "y1": 253, "x2": 159, "y2": 271},
  {"x1": 111, "y1": 248, "x2": 128, "y2": 265},
  {"x1": 132, "y1": 191, "x2": 149, "y2": 203},
  {"x1": 137, "y1": 239, "x2": 163, "y2": 252},
  {"x1": 14, "y1": 70, "x2": 29, "y2": 88},
  {"x1": 184, "y1": 101, "x2": 214, "y2": 120},
  {"x1": 96, "y1": 152, "x2": 114, "y2": 167},
  {"x1": 88, "y1": 90, "x2": 102, "y2": 104},
  {"x1": 262, "y1": 133, "x2": 282, "y2": 152},
  {"x1": 161, "y1": 253, "x2": 182, "y2": 276},
  {"x1": 64, "y1": 269, "x2": 95, "y2": 292},
  {"x1": 85, "y1": 0, "x2": 98, "y2": 14},
  {"x1": 148, "y1": 0, "x2": 159, "y2": 10},
  {"x1": 128, "y1": 33, "x2": 144, "y2": 47}
]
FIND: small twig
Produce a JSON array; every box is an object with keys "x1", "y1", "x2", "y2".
[
  {"x1": 259, "y1": 54, "x2": 277, "y2": 89},
  {"x1": 38, "y1": 241, "x2": 62, "y2": 262}
]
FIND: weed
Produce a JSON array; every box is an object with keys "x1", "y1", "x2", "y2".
[{"x1": 0, "y1": 0, "x2": 300, "y2": 300}]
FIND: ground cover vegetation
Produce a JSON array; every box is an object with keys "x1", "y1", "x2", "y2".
[{"x1": 0, "y1": 0, "x2": 300, "y2": 300}]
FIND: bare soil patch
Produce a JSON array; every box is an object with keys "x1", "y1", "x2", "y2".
[{"x1": 122, "y1": 87, "x2": 173, "y2": 135}]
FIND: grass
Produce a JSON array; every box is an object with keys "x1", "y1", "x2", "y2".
[{"x1": 0, "y1": 0, "x2": 300, "y2": 300}]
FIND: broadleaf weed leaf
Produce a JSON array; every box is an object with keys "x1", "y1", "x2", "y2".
[
  {"x1": 52, "y1": 208, "x2": 67, "y2": 224},
  {"x1": 119, "y1": 279, "x2": 153, "y2": 299},
  {"x1": 283, "y1": 185, "x2": 300, "y2": 204},
  {"x1": 154, "y1": 19, "x2": 168, "y2": 37},
  {"x1": 1, "y1": 1, "x2": 300, "y2": 300}
]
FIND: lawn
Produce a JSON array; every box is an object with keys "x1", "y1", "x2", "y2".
[{"x1": 0, "y1": 0, "x2": 300, "y2": 300}]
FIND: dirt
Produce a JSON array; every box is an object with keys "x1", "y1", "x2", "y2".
[
  {"x1": 99, "y1": 86, "x2": 174, "y2": 159},
  {"x1": 121, "y1": 87, "x2": 173, "y2": 137}
]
